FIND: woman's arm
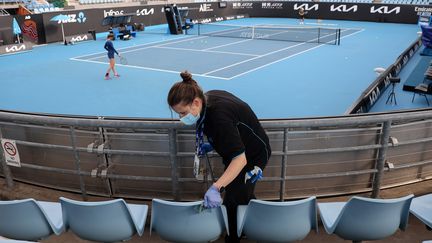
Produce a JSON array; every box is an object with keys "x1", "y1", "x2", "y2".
[{"x1": 213, "y1": 153, "x2": 247, "y2": 190}]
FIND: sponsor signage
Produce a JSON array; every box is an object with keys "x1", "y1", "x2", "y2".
[
  {"x1": 293, "y1": 3, "x2": 319, "y2": 11},
  {"x1": 191, "y1": 14, "x2": 248, "y2": 24},
  {"x1": 232, "y1": 2, "x2": 253, "y2": 9},
  {"x1": 262, "y1": 2, "x2": 283, "y2": 9},
  {"x1": 199, "y1": 3, "x2": 213, "y2": 12},
  {"x1": 0, "y1": 43, "x2": 32, "y2": 55},
  {"x1": 415, "y1": 6, "x2": 432, "y2": 15},
  {"x1": 56, "y1": 12, "x2": 87, "y2": 24},
  {"x1": 1, "y1": 139, "x2": 21, "y2": 167},
  {"x1": 104, "y1": 9, "x2": 124, "y2": 17},
  {"x1": 38, "y1": 2, "x2": 418, "y2": 44},
  {"x1": 65, "y1": 33, "x2": 94, "y2": 44},
  {"x1": 136, "y1": 8, "x2": 155, "y2": 16},
  {"x1": 330, "y1": 4, "x2": 358, "y2": 13},
  {"x1": 370, "y1": 6, "x2": 400, "y2": 14}
]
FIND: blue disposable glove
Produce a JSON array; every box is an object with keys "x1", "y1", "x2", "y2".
[
  {"x1": 203, "y1": 185, "x2": 222, "y2": 208},
  {"x1": 201, "y1": 142, "x2": 213, "y2": 154},
  {"x1": 245, "y1": 166, "x2": 263, "y2": 184}
]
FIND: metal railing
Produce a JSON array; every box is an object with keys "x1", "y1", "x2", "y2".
[{"x1": 1, "y1": 108, "x2": 432, "y2": 201}]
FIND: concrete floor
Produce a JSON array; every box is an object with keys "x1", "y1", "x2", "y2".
[{"x1": 1, "y1": 178, "x2": 432, "y2": 243}]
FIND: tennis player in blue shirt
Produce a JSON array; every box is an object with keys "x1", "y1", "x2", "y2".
[{"x1": 104, "y1": 33, "x2": 120, "y2": 80}]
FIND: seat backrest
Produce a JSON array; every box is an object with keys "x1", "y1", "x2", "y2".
[
  {"x1": 239, "y1": 197, "x2": 317, "y2": 242},
  {"x1": 410, "y1": 194, "x2": 432, "y2": 228},
  {"x1": 0, "y1": 199, "x2": 59, "y2": 241},
  {"x1": 150, "y1": 199, "x2": 227, "y2": 243},
  {"x1": 60, "y1": 197, "x2": 144, "y2": 242},
  {"x1": 334, "y1": 194, "x2": 413, "y2": 241}
]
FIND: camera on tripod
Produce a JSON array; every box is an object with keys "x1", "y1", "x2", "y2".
[
  {"x1": 386, "y1": 77, "x2": 401, "y2": 105},
  {"x1": 389, "y1": 77, "x2": 401, "y2": 84}
]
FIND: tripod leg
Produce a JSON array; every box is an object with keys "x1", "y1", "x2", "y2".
[{"x1": 386, "y1": 93, "x2": 392, "y2": 104}]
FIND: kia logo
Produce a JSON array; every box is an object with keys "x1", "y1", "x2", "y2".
[
  {"x1": 71, "y1": 35, "x2": 88, "y2": 42},
  {"x1": 370, "y1": 6, "x2": 400, "y2": 14},
  {"x1": 330, "y1": 5, "x2": 358, "y2": 12},
  {"x1": 293, "y1": 3, "x2": 319, "y2": 11},
  {"x1": 5, "y1": 44, "x2": 26, "y2": 53},
  {"x1": 136, "y1": 8, "x2": 154, "y2": 16}
]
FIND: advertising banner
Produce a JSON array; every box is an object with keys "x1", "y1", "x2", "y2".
[{"x1": 39, "y1": 2, "x2": 421, "y2": 43}]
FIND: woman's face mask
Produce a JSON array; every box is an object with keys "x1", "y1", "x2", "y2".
[
  {"x1": 173, "y1": 99, "x2": 201, "y2": 125},
  {"x1": 180, "y1": 112, "x2": 200, "y2": 125}
]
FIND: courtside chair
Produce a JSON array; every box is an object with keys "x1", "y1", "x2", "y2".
[
  {"x1": 0, "y1": 199, "x2": 63, "y2": 241},
  {"x1": 150, "y1": 199, "x2": 228, "y2": 243},
  {"x1": 237, "y1": 196, "x2": 317, "y2": 242},
  {"x1": 410, "y1": 194, "x2": 432, "y2": 228},
  {"x1": 60, "y1": 197, "x2": 148, "y2": 242},
  {"x1": 318, "y1": 194, "x2": 413, "y2": 243}
]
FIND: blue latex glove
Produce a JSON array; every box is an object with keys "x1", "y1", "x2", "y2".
[
  {"x1": 203, "y1": 185, "x2": 222, "y2": 208},
  {"x1": 245, "y1": 166, "x2": 263, "y2": 184},
  {"x1": 201, "y1": 142, "x2": 213, "y2": 154}
]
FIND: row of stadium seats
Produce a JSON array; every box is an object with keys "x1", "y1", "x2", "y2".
[
  {"x1": 0, "y1": 0, "x2": 26, "y2": 3},
  {"x1": 381, "y1": 0, "x2": 432, "y2": 4},
  {"x1": 25, "y1": 1, "x2": 55, "y2": 10},
  {"x1": 319, "y1": 0, "x2": 374, "y2": 3},
  {"x1": 79, "y1": 0, "x2": 123, "y2": 4},
  {"x1": 1, "y1": 194, "x2": 432, "y2": 242},
  {"x1": 33, "y1": 7, "x2": 60, "y2": 13}
]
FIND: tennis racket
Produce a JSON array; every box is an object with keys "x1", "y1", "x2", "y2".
[{"x1": 119, "y1": 55, "x2": 128, "y2": 65}]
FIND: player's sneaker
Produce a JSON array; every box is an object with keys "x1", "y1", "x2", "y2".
[
  {"x1": 114, "y1": 74, "x2": 120, "y2": 78},
  {"x1": 104, "y1": 75, "x2": 111, "y2": 80}
]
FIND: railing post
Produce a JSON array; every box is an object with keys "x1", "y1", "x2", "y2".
[
  {"x1": 280, "y1": 128, "x2": 289, "y2": 201},
  {"x1": 69, "y1": 127, "x2": 88, "y2": 200},
  {"x1": 169, "y1": 129, "x2": 180, "y2": 201},
  {"x1": 371, "y1": 120, "x2": 391, "y2": 198},
  {"x1": 0, "y1": 130, "x2": 14, "y2": 188}
]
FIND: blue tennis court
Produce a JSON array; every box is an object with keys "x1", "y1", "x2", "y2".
[
  {"x1": 0, "y1": 17, "x2": 420, "y2": 118},
  {"x1": 72, "y1": 24, "x2": 362, "y2": 80}
]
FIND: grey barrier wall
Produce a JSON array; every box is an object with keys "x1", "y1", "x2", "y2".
[
  {"x1": 1, "y1": 109, "x2": 432, "y2": 201},
  {"x1": 7, "y1": 2, "x2": 427, "y2": 44}
]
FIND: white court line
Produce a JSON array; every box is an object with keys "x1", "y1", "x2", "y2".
[
  {"x1": 227, "y1": 28, "x2": 365, "y2": 80},
  {"x1": 69, "y1": 57, "x2": 231, "y2": 80},
  {"x1": 155, "y1": 46, "x2": 259, "y2": 57},
  {"x1": 203, "y1": 38, "x2": 253, "y2": 51},
  {"x1": 81, "y1": 35, "x2": 211, "y2": 61},
  {"x1": 70, "y1": 35, "x2": 209, "y2": 60},
  {"x1": 204, "y1": 28, "x2": 354, "y2": 76},
  {"x1": 71, "y1": 28, "x2": 364, "y2": 80}
]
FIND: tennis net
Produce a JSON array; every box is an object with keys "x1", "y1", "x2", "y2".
[{"x1": 186, "y1": 23, "x2": 341, "y2": 45}]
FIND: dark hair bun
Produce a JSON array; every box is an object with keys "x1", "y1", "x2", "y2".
[{"x1": 180, "y1": 71, "x2": 193, "y2": 83}]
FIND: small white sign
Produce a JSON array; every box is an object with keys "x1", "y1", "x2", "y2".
[{"x1": 1, "y1": 139, "x2": 21, "y2": 167}]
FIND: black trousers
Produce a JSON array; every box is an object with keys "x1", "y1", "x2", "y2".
[{"x1": 223, "y1": 167, "x2": 257, "y2": 243}]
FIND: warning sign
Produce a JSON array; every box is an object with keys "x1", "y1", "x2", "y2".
[{"x1": 1, "y1": 139, "x2": 21, "y2": 167}]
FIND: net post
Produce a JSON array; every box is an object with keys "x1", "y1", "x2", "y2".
[
  {"x1": 338, "y1": 28, "x2": 341, "y2": 45},
  {"x1": 198, "y1": 23, "x2": 201, "y2": 36},
  {"x1": 252, "y1": 26, "x2": 255, "y2": 39},
  {"x1": 318, "y1": 27, "x2": 321, "y2": 44}
]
